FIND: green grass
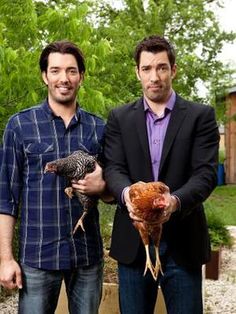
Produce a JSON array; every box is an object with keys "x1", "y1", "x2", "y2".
[
  {"x1": 204, "y1": 185, "x2": 236, "y2": 226},
  {"x1": 99, "y1": 201, "x2": 116, "y2": 249}
]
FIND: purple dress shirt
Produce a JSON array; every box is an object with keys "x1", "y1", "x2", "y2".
[{"x1": 144, "y1": 91, "x2": 176, "y2": 181}]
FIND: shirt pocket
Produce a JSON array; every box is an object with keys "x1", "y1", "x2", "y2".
[
  {"x1": 75, "y1": 142, "x2": 101, "y2": 156},
  {"x1": 25, "y1": 142, "x2": 54, "y2": 155}
]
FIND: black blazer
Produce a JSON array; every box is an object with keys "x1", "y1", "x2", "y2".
[{"x1": 104, "y1": 94, "x2": 220, "y2": 269}]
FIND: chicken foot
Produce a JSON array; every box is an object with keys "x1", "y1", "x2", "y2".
[
  {"x1": 73, "y1": 211, "x2": 87, "y2": 234},
  {"x1": 153, "y1": 245, "x2": 163, "y2": 279},
  {"x1": 144, "y1": 244, "x2": 163, "y2": 281},
  {"x1": 64, "y1": 187, "x2": 88, "y2": 234},
  {"x1": 65, "y1": 187, "x2": 74, "y2": 199},
  {"x1": 144, "y1": 244, "x2": 158, "y2": 280}
]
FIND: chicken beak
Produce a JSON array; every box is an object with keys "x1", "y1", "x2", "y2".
[{"x1": 44, "y1": 163, "x2": 57, "y2": 173}]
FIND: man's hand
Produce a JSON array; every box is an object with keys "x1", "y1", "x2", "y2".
[
  {"x1": 72, "y1": 162, "x2": 106, "y2": 195},
  {"x1": 163, "y1": 193, "x2": 178, "y2": 215},
  {"x1": 124, "y1": 187, "x2": 143, "y2": 221},
  {"x1": 154, "y1": 193, "x2": 177, "y2": 224},
  {"x1": 0, "y1": 259, "x2": 22, "y2": 290}
]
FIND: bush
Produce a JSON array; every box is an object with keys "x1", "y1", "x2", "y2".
[
  {"x1": 218, "y1": 149, "x2": 225, "y2": 164},
  {"x1": 205, "y1": 203, "x2": 233, "y2": 249}
]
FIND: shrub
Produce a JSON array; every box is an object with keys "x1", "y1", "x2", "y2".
[{"x1": 205, "y1": 203, "x2": 233, "y2": 249}]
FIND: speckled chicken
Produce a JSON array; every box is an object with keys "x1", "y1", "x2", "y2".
[
  {"x1": 129, "y1": 181, "x2": 169, "y2": 280},
  {"x1": 44, "y1": 150, "x2": 97, "y2": 234}
]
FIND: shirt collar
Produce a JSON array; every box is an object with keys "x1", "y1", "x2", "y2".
[
  {"x1": 143, "y1": 90, "x2": 176, "y2": 113},
  {"x1": 41, "y1": 99, "x2": 81, "y2": 122}
]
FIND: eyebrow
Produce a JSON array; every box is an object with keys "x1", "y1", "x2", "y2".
[{"x1": 48, "y1": 66, "x2": 78, "y2": 70}]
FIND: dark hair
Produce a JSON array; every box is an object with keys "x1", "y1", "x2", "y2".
[
  {"x1": 134, "y1": 35, "x2": 176, "y2": 68},
  {"x1": 39, "y1": 40, "x2": 85, "y2": 73}
]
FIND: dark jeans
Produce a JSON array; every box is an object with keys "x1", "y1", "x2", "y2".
[
  {"x1": 18, "y1": 262, "x2": 103, "y2": 314},
  {"x1": 118, "y1": 242, "x2": 203, "y2": 314}
]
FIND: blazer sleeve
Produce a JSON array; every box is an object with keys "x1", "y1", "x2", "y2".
[{"x1": 168, "y1": 104, "x2": 220, "y2": 217}]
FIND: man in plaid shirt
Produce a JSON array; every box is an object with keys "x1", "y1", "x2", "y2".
[{"x1": 0, "y1": 40, "x2": 107, "y2": 314}]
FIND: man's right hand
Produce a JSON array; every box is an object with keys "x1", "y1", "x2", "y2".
[
  {"x1": 124, "y1": 187, "x2": 144, "y2": 221},
  {"x1": 0, "y1": 259, "x2": 22, "y2": 289}
]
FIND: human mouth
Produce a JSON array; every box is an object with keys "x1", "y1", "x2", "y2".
[
  {"x1": 148, "y1": 85, "x2": 161, "y2": 90},
  {"x1": 57, "y1": 86, "x2": 71, "y2": 93}
]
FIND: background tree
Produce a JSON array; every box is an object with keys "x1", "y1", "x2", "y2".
[
  {"x1": 0, "y1": 0, "x2": 235, "y2": 137},
  {"x1": 0, "y1": 0, "x2": 112, "y2": 134},
  {"x1": 95, "y1": 0, "x2": 235, "y2": 108}
]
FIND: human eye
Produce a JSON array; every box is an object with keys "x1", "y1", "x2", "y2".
[
  {"x1": 50, "y1": 68, "x2": 59, "y2": 74},
  {"x1": 158, "y1": 65, "x2": 169, "y2": 72},
  {"x1": 141, "y1": 66, "x2": 150, "y2": 73},
  {"x1": 68, "y1": 68, "x2": 79, "y2": 75}
]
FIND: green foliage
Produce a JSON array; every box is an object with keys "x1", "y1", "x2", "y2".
[
  {"x1": 205, "y1": 185, "x2": 236, "y2": 226},
  {"x1": 0, "y1": 0, "x2": 38, "y2": 49},
  {"x1": 205, "y1": 185, "x2": 236, "y2": 249},
  {"x1": 95, "y1": 0, "x2": 235, "y2": 108},
  {"x1": 218, "y1": 149, "x2": 225, "y2": 163},
  {"x1": 205, "y1": 202, "x2": 233, "y2": 249},
  {"x1": 0, "y1": 0, "x2": 235, "y2": 139},
  {"x1": 99, "y1": 201, "x2": 115, "y2": 249}
]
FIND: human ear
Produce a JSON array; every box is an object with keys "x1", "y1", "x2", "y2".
[
  {"x1": 135, "y1": 66, "x2": 141, "y2": 81},
  {"x1": 42, "y1": 72, "x2": 48, "y2": 85},
  {"x1": 171, "y1": 64, "x2": 177, "y2": 79}
]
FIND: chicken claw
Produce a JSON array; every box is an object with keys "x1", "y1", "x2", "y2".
[
  {"x1": 73, "y1": 211, "x2": 87, "y2": 234},
  {"x1": 143, "y1": 244, "x2": 163, "y2": 280},
  {"x1": 153, "y1": 246, "x2": 163, "y2": 279},
  {"x1": 65, "y1": 187, "x2": 74, "y2": 199},
  {"x1": 144, "y1": 245, "x2": 157, "y2": 280}
]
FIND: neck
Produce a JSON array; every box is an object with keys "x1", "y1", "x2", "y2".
[
  {"x1": 144, "y1": 97, "x2": 166, "y2": 116},
  {"x1": 48, "y1": 99, "x2": 77, "y2": 127},
  {"x1": 144, "y1": 90, "x2": 172, "y2": 116},
  {"x1": 148, "y1": 102, "x2": 166, "y2": 116}
]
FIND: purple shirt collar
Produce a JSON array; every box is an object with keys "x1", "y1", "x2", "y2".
[{"x1": 143, "y1": 90, "x2": 176, "y2": 113}]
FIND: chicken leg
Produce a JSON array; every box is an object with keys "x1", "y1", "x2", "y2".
[
  {"x1": 73, "y1": 211, "x2": 87, "y2": 233},
  {"x1": 151, "y1": 224, "x2": 163, "y2": 279}
]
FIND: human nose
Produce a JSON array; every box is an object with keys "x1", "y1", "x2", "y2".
[
  {"x1": 150, "y1": 69, "x2": 160, "y2": 83},
  {"x1": 59, "y1": 70, "x2": 69, "y2": 82}
]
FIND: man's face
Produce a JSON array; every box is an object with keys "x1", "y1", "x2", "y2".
[
  {"x1": 42, "y1": 52, "x2": 83, "y2": 106},
  {"x1": 136, "y1": 50, "x2": 176, "y2": 104}
]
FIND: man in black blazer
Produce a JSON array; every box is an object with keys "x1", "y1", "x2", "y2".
[{"x1": 104, "y1": 35, "x2": 220, "y2": 314}]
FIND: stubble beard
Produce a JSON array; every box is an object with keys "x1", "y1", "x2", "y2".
[
  {"x1": 51, "y1": 87, "x2": 78, "y2": 107},
  {"x1": 56, "y1": 95, "x2": 76, "y2": 106},
  {"x1": 146, "y1": 83, "x2": 171, "y2": 104}
]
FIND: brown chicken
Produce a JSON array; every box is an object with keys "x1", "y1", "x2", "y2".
[{"x1": 129, "y1": 181, "x2": 170, "y2": 280}]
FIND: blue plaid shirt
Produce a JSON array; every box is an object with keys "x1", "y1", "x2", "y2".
[{"x1": 0, "y1": 100, "x2": 105, "y2": 270}]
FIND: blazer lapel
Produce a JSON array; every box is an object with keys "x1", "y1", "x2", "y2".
[{"x1": 159, "y1": 95, "x2": 188, "y2": 173}]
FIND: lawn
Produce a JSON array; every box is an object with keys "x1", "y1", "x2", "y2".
[
  {"x1": 99, "y1": 201, "x2": 115, "y2": 250},
  {"x1": 204, "y1": 184, "x2": 236, "y2": 226}
]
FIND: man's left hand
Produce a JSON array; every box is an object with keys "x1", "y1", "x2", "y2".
[{"x1": 71, "y1": 162, "x2": 106, "y2": 195}]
